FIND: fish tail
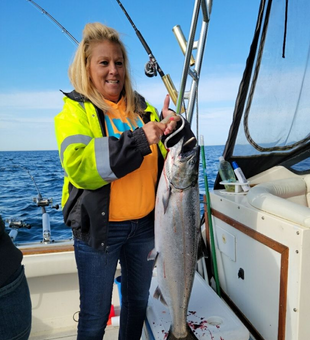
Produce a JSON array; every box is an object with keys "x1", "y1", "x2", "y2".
[{"x1": 166, "y1": 325, "x2": 198, "y2": 340}]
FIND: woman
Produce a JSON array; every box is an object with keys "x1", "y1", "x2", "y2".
[
  {"x1": 0, "y1": 217, "x2": 32, "y2": 340},
  {"x1": 55, "y1": 22, "x2": 185, "y2": 340}
]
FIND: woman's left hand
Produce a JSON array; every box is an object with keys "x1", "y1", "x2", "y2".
[{"x1": 161, "y1": 94, "x2": 181, "y2": 135}]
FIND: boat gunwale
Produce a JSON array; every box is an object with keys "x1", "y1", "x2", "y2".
[{"x1": 20, "y1": 241, "x2": 74, "y2": 255}]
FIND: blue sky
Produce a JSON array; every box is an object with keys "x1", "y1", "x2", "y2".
[{"x1": 0, "y1": 0, "x2": 260, "y2": 151}]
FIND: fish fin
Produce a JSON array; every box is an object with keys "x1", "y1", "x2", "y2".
[
  {"x1": 147, "y1": 248, "x2": 158, "y2": 262},
  {"x1": 197, "y1": 231, "x2": 209, "y2": 260},
  {"x1": 166, "y1": 325, "x2": 198, "y2": 340},
  {"x1": 162, "y1": 185, "x2": 172, "y2": 213},
  {"x1": 153, "y1": 286, "x2": 168, "y2": 306}
]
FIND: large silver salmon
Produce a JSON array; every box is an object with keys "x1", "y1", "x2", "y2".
[{"x1": 151, "y1": 133, "x2": 200, "y2": 340}]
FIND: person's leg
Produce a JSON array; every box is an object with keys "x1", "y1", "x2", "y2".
[
  {"x1": 118, "y1": 214, "x2": 155, "y2": 340},
  {"x1": 0, "y1": 266, "x2": 32, "y2": 340},
  {"x1": 74, "y1": 238, "x2": 119, "y2": 340},
  {"x1": 74, "y1": 218, "x2": 138, "y2": 340}
]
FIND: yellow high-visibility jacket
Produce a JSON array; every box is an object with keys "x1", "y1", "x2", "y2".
[{"x1": 54, "y1": 90, "x2": 167, "y2": 249}]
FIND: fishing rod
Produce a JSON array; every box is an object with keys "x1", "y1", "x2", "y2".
[
  {"x1": 10, "y1": 165, "x2": 59, "y2": 243},
  {"x1": 6, "y1": 219, "x2": 31, "y2": 243},
  {"x1": 115, "y1": 0, "x2": 162, "y2": 78},
  {"x1": 27, "y1": 0, "x2": 79, "y2": 45},
  {"x1": 200, "y1": 136, "x2": 221, "y2": 296},
  {"x1": 24, "y1": 166, "x2": 59, "y2": 243},
  {"x1": 27, "y1": 0, "x2": 182, "y2": 109},
  {"x1": 115, "y1": 0, "x2": 182, "y2": 108}
]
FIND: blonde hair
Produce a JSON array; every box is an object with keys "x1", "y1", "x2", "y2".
[{"x1": 69, "y1": 22, "x2": 139, "y2": 117}]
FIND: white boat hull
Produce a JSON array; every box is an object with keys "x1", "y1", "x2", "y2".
[
  {"x1": 21, "y1": 241, "x2": 121, "y2": 339},
  {"x1": 209, "y1": 170, "x2": 310, "y2": 340},
  {"x1": 21, "y1": 242, "x2": 79, "y2": 338}
]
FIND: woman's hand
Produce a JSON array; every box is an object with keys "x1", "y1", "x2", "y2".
[
  {"x1": 142, "y1": 94, "x2": 181, "y2": 145},
  {"x1": 161, "y1": 94, "x2": 180, "y2": 135},
  {"x1": 142, "y1": 121, "x2": 166, "y2": 145}
]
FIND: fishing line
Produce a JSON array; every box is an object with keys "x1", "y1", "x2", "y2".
[
  {"x1": 10, "y1": 164, "x2": 58, "y2": 210},
  {"x1": 11, "y1": 164, "x2": 41, "y2": 197}
]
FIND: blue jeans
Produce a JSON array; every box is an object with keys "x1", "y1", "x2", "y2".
[
  {"x1": 0, "y1": 266, "x2": 32, "y2": 340},
  {"x1": 74, "y1": 213, "x2": 155, "y2": 340}
]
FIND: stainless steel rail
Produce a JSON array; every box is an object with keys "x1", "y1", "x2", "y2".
[{"x1": 174, "y1": 0, "x2": 213, "y2": 125}]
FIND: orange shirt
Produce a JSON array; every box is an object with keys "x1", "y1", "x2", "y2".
[{"x1": 104, "y1": 98, "x2": 158, "y2": 221}]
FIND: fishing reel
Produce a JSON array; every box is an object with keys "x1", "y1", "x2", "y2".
[
  {"x1": 32, "y1": 197, "x2": 59, "y2": 210},
  {"x1": 33, "y1": 197, "x2": 52, "y2": 207},
  {"x1": 144, "y1": 59, "x2": 158, "y2": 77},
  {"x1": 6, "y1": 219, "x2": 31, "y2": 230},
  {"x1": 6, "y1": 219, "x2": 31, "y2": 242}
]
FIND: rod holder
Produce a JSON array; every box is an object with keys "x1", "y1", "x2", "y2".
[
  {"x1": 172, "y1": 25, "x2": 195, "y2": 66},
  {"x1": 162, "y1": 74, "x2": 185, "y2": 113}
]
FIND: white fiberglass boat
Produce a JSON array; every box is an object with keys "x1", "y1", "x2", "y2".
[
  {"x1": 206, "y1": 0, "x2": 310, "y2": 337},
  {"x1": 14, "y1": 0, "x2": 310, "y2": 339},
  {"x1": 144, "y1": 0, "x2": 310, "y2": 339},
  {"x1": 20, "y1": 240, "x2": 121, "y2": 339}
]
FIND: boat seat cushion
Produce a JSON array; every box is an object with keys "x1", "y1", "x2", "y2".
[
  {"x1": 247, "y1": 177, "x2": 310, "y2": 228},
  {"x1": 304, "y1": 174, "x2": 310, "y2": 207}
]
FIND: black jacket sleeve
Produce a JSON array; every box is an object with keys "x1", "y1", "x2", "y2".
[
  {"x1": 108, "y1": 127, "x2": 151, "y2": 178},
  {"x1": 0, "y1": 225, "x2": 23, "y2": 287}
]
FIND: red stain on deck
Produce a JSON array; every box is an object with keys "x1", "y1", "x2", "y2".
[{"x1": 187, "y1": 311, "x2": 224, "y2": 340}]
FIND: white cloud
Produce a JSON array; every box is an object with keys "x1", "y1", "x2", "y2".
[
  {"x1": 0, "y1": 73, "x2": 241, "y2": 150},
  {"x1": 0, "y1": 71, "x2": 241, "y2": 112},
  {"x1": 198, "y1": 75, "x2": 241, "y2": 103},
  {"x1": 0, "y1": 113, "x2": 54, "y2": 129},
  {"x1": 0, "y1": 91, "x2": 61, "y2": 151},
  {"x1": 0, "y1": 91, "x2": 64, "y2": 110},
  {"x1": 0, "y1": 113, "x2": 58, "y2": 151},
  {"x1": 135, "y1": 73, "x2": 241, "y2": 109}
]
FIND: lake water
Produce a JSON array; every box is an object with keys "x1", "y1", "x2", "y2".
[{"x1": 0, "y1": 147, "x2": 224, "y2": 244}]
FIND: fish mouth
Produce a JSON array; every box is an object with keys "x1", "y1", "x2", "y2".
[
  {"x1": 182, "y1": 136, "x2": 197, "y2": 153},
  {"x1": 180, "y1": 144, "x2": 200, "y2": 164},
  {"x1": 177, "y1": 139, "x2": 200, "y2": 170},
  {"x1": 168, "y1": 136, "x2": 199, "y2": 161},
  {"x1": 179, "y1": 137, "x2": 199, "y2": 160}
]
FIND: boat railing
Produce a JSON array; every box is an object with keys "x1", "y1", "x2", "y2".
[{"x1": 174, "y1": 0, "x2": 212, "y2": 126}]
